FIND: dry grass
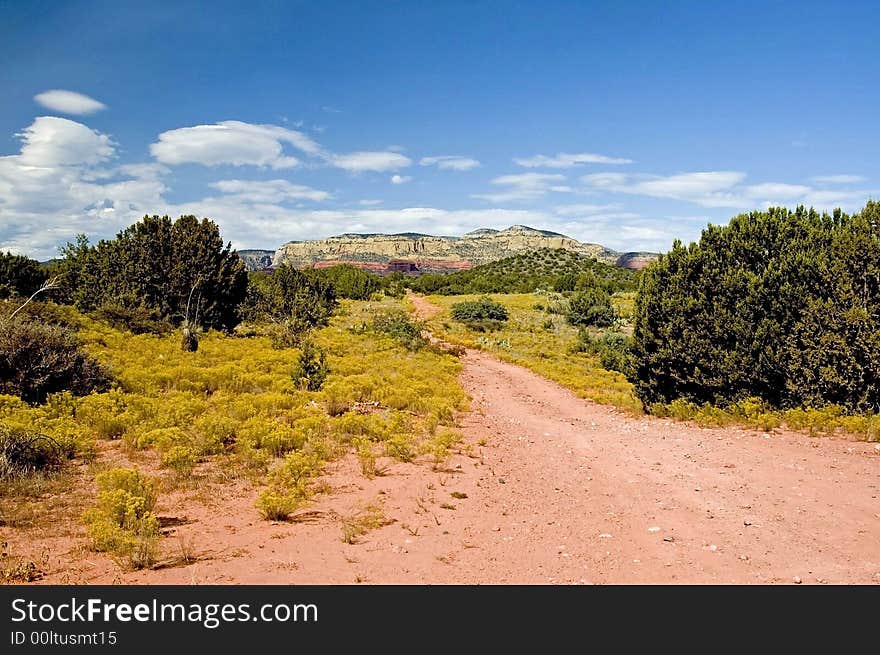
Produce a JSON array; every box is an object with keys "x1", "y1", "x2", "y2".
[{"x1": 340, "y1": 501, "x2": 390, "y2": 544}]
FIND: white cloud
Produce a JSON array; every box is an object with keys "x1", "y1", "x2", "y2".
[
  {"x1": 358, "y1": 199, "x2": 383, "y2": 206},
  {"x1": 515, "y1": 152, "x2": 632, "y2": 168},
  {"x1": 390, "y1": 174, "x2": 412, "y2": 185},
  {"x1": 150, "y1": 120, "x2": 416, "y2": 175},
  {"x1": 626, "y1": 172, "x2": 745, "y2": 199},
  {"x1": 331, "y1": 151, "x2": 412, "y2": 172},
  {"x1": 210, "y1": 179, "x2": 329, "y2": 202},
  {"x1": 420, "y1": 155, "x2": 481, "y2": 171},
  {"x1": 150, "y1": 121, "x2": 324, "y2": 168},
  {"x1": 812, "y1": 174, "x2": 866, "y2": 184},
  {"x1": 581, "y1": 170, "x2": 877, "y2": 211},
  {"x1": 15, "y1": 116, "x2": 115, "y2": 167},
  {"x1": 581, "y1": 171, "x2": 748, "y2": 207},
  {"x1": 743, "y1": 183, "x2": 812, "y2": 199},
  {"x1": 0, "y1": 119, "x2": 166, "y2": 257},
  {"x1": 579, "y1": 172, "x2": 629, "y2": 188},
  {"x1": 473, "y1": 173, "x2": 570, "y2": 203},
  {"x1": 34, "y1": 89, "x2": 107, "y2": 115}
]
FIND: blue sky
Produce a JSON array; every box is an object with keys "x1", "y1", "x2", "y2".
[{"x1": 1, "y1": 0, "x2": 878, "y2": 259}]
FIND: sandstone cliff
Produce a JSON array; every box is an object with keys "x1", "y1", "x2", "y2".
[{"x1": 271, "y1": 225, "x2": 649, "y2": 269}]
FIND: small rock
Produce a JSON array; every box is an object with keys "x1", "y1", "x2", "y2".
[
  {"x1": 648, "y1": 527, "x2": 661, "y2": 533},
  {"x1": 498, "y1": 478, "x2": 506, "y2": 484},
  {"x1": 599, "y1": 533, "x2": 613, "y2": 539},
  {"x1": 492, "y1": 526, "x2": 501, "y2": 532},
  {"x1": 708, "y1": 544, "x2": 718, "y2": 552},
  {"x1": 743, "y1": 520, "x2": 752, "y2": 526},
  {"x1": 663, "y1": 536, "x2": 675, "y2": 543},
  {"x1": 793, "y1": 576, "x2": 802, "y2": 584}
]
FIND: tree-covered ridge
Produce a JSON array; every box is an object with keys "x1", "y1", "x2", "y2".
[
  {"x1": 632, "y1": 201, "x2": 880, "y2": 412},
  {"x1": 409, "y1": 248, "x2": 638, "y2": 295}
]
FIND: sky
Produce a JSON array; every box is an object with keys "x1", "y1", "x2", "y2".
[{"x1": 1, "y1": 0, "x2": 878, "y2": 259}]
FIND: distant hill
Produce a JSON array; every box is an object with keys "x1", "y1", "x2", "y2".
[
  {"x1": 269, "y1": 225, "x2": 657, "y2": 272},
  {"x1": 237, "y1": 249, "x2": 275, "y2": 271},
  {"x1": 408, "y1": 248, "x2": 639, "y2": 295}
]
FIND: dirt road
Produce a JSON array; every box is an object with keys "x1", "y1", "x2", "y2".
[
  {"x1": 402, "y1": 294, "x2": 880, "y2": 583},
  {"x1": 30, "y1": 295, "x2": 880, "y2": 584}
]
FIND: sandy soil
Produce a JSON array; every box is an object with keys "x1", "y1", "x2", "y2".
[{"x1": 6, "y1": 295, "x2": 879, "y2": 584}]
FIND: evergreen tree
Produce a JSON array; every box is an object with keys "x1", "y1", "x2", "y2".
[
  {"x1": 59, "y1": 215, "x2": 248, "y2": 331},
  {"x1": 631, "y1": 202, "x2": 880, "y2": 412},
  {"x1": 0, "y1": 252, "x2": 48, "y2": 299}
]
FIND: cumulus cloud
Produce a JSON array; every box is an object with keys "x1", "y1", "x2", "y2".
[
  {"x1": 419, "y1": 155, "x2": 480, "y2": 171},
  {"x1": 150, "y1": 121, "x2": 324, "y2": 168},
  {"x1": 515, "y1": 152, "x2": 632, "y2": 168},
  {"x1": 331, "y1": 151, "x2": 412, "y2": 172},
  {"x1": 15, "y1": 116, "x2": 116, "y2": 167},
  {"x1": 34, "y1": 89, "x2": 107, "y2": 115},
  {"x1": 0, "y1": 118, "x2": 167, "y2": 257},
  {"x1": 390, "y1": 174, "x2": 412, "y2": 185},
  {"x1": 472, "y1": 173, "x2": 571, "y2": 203}
]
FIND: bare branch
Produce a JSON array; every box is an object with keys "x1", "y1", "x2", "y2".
[{"x1": 4, "y1": 275, "x2": 62, "y2": 324}]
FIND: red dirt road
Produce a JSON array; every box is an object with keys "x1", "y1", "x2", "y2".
[
  {"x1": 16, "y1": 295, "x2": 880, "y2": 584},
  {"x1": 403, "y1": 294, "x2": 880, "y2": 583}
]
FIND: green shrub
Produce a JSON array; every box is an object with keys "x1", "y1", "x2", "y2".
[
  {"x1": 451, "y1": 297, "x2": 509, "y2": 331},
  {"x1": 83, "y1": 468, "x2": 160, "y2": 569},
  {"x1": 246, "y1": 265, "x2": 338, "y2": 347},
  {"x1": 0, "y1": 252, "x2": 48, "y2": 299},
  {"x1": 381, "y1": 273, "x2": 407, "y2": 299},
  {"x1": 59, "y1": 216, "x2": 248, "y2": 331},
  {"x1": 567, "y1": 288, "x2": 616, "y2": 327},
  {"x1": 305, "y1": 265, "x2": 380, "y2": 300},
  {"x1": 372, "y1": 310, "x2": 427, "y2": 350},
  {"x1": 576, "y1": 332, "x2": 633, "y2": 377},
  {"x1": 92, "y1": 301, "x2": 172, "y2": 334},
  {"x1": 293, "y1": 339, "x2": 330, "y2": 391},
  {"x1": 0, "y1": 318, "x2": 112, "y2": 404},
  {"x1": 632, "y1": 202, "x2": 880, "y2": 412}
]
